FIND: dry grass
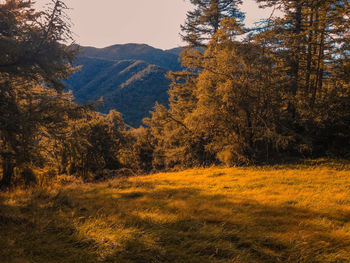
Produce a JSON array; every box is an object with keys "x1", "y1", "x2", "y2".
[{"x1": 0, "y1": 159, "x2": 350, "y2": 262}]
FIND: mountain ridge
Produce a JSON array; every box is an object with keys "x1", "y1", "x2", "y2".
[{"x1": 80, "y1": 43, "x2": 182, "y2": 71}]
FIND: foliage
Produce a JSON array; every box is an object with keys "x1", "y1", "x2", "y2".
[
  {"x1": 1, "y1": 0, "x2": 349, "y2": 183},
  {"x1": 0, "y1": 1, "x2": 130, "y2": 188},
  {"x1": 0, "y1": 0, "x2": 80, "y2": 188},
  {"x1": 181, "y1": 0, "x2": 244, "y2": 47},
  {"x1": 254, "y1": 0, "x2": 350, "y2": 155},
  {"x1": 63, "y1": 110, "x2": 128, "y2": 180},
  {"x1": 128, "y1": 126, "x2": 155, "y2": 172},
  {"x1": 0, "y1": 0, "x2": 78, "y2": 89},
  {"x1": 142, "y1": 0, "x2": 350, "y2": 169}
]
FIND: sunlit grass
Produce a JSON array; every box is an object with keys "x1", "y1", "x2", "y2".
[{"x1": 1, "y1": 159, "x2": 350, "y2": 262}]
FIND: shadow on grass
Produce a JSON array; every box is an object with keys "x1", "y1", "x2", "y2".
[
  {"x1": 0, "y1": 181, "x2": 349, "y2": 263},
  {"x1": 0, "y1": 192, "x2": 101, "y2": 263}
]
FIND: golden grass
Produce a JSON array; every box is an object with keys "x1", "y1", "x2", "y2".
[{"x1": 1, "y1": 160, "x2": 350, "y2": 262}]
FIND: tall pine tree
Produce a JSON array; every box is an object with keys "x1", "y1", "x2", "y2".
[{"x1": 0, "y1": 0, "x2": 78, "y2": 188}]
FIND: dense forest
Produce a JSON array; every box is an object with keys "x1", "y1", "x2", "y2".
[{"x1": 0, "y1": 0, "x2": 349, "y2": 189}]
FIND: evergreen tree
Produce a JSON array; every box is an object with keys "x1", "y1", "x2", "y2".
[
  {"x1": 0, "y1": 0, "x2": 78, "y2": 89},
  {"x1": 255, "y1": 0, "x2": 350, "y2": 155},
  {"x1": 0, "y1": 0, "x2": 78, "y2": 188},
  {"x1": 144, "y1": 0, "x2": 350, "y2": 168},
  {"x1": 181, "y1": 0, "x2": 244, "y2": 47},
  {"x1": 142, "y1": 1, "x2": 246, "y2": 169}
]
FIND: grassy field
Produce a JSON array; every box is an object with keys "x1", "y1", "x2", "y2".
[{"x1": 0, "y1": 160, "x2": 350, "y2": 263}]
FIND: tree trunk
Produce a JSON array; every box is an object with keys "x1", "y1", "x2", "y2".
[
  {"x1": 0, "y1": 154, "x2": 15, "y2": 189},
  {"x1": 210, "y1": 0, "x2": 220, "y2": 35},
  {"x1": 312, "y1": 25, "x2": 325, "y2": 107},
  {"x1": 287, "y1": 0, "x2": 303, "y2": 120},
  {"x1": 305, "y1": 10, "x2": 314, "y2": 94},
  {"x1": 290, "y1": 0, "x2": 303, "y2": 96}
]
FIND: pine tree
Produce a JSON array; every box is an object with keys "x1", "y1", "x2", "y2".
[
  {"x1": 181, "y1": 0, "x2": 244, "y2": 47},
  {"x1": 142, "y1": 1, "x2": 246, "y2": 168},
  {"x1": 144, "y1": 0, "x2": 350, "y2": 168},
  {"x1": 0, "y1": 0, "x2": 78, "y2": 188},
  {"x1": 255, "y1": 0, "x2": 350, "y2": 155},
  {"x1": 0, "y1": 0, "x2": 78, "y2": 89}
]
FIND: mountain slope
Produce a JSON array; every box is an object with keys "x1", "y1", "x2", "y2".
[
  {"x1": 66, "y1": 43, "x2": 184, "y2": 127},
  {"x1": 165, "y1": 47, "x2": 184, "y2": 56},
  {"x1": 66, "y1": 55, "x2": 171, "y2": 127}
]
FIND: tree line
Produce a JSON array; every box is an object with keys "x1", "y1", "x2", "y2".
[
  {"x1": 141, "y1": 0, "x2": 350, "y2": 169},
  {"x1": 0, "y1": 0, "x2": 349, "y2": 188}
]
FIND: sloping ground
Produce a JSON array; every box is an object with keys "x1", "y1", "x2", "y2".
[{"x1": 1, "y1": 160, "x2": 350, "y2": 262}]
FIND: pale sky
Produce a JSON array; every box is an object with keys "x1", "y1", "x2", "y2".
[{"x1": 34, "y1": 0, "x2": 275, "y2": 50}]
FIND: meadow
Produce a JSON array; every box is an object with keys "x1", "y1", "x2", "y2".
[{"x1": 0, "y1": 160, "x2": 349, "y2": 263}]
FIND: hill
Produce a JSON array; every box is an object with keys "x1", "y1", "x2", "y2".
[
  {"x1": 66, "y1": 44, "x2": 183, "y2": 127},
  {"x1": 65, "y1": 56, "x2": 171, "y2": 126},
  {"x1": 1, "y1": 160, "x2": 349, "y2": 262},
  {"x1": 81, "y1": 44, "x2": 182, "y2": 72}
]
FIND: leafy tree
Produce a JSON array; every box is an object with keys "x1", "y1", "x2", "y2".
[
  {"x1": 144, "y1": 102, "x2": 212, "y2": 169},
  {"x1": 0, "y1": 81, "x2": 79, "y2": 187},
  {"x1": 188, "y1": 25, "x2": 283, "y2": 164},
  {"x1": 128, "y1": 126, "x2": 155, "y2": 172},
  {"x1": 63, "y1": 110, "x2": 127, "y2": 180}
]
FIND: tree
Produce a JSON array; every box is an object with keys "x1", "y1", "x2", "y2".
[
  {"x1": 255, "y1": 0, "x2": 350, "y2": 155},
  {"x1": 128, "y1": 126, "x2": 155, "y2": 172},
  {"x1": 141, "y1": 1, "x2": 246, "y2": 169},
  {"x1": 181, "y1": 0, "x2": 244, "y2": 47},
  {"x1": 0, "y1": 0, "x2": 78, "y2": 188},
  {"x1": 0, "y1": 0, "x2": 78, "y2": 88},
  {"x1": 63, "y1": 110, "x2": 127, "y2": 180},
  {"x1": 256, "y1": 0, "x2": 349, "y2": 99},
  {"x1": 144, "y1": 0, "x2": 350, "y2": 168},
  {"x1": 185, "y1": 20, "x2": 289, "y2": 164}
]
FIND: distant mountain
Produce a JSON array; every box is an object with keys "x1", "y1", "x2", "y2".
[
  {"x1": 66, "y1": 44, "x2": 183, "y2": 127},
  {"x1": 165, "y1": 47, "x2": 184, "y2": 56},
  {"x1": 81, "y1": 43, "x2": 182, "y2": 71}
]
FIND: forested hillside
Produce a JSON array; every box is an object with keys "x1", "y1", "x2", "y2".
[
  {"x1": 65, "y1": 56, "x2": 171, "y2": 126},
  {"x1": 65, "y1": 44, "x2": 182, "y2": 126}
]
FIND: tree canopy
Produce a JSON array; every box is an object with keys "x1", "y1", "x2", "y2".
[{"x1": 140, "y1": 0, "x2": 350, "y2": 170}]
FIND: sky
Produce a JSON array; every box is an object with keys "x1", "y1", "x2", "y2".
[{"x1": 34, "y1": 0, "x2": 275, "y2": 50}]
